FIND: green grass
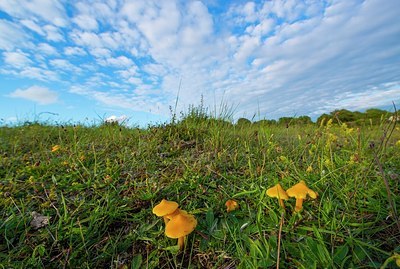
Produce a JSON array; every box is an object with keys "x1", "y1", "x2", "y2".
[{"x1": 1, "y1": 115, "x2": 399, "y2": 268}]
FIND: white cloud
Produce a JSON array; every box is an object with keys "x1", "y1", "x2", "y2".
[
  {"x1": 43, "y1": 25, "x2": 64, "y2": 42},
  {"x1": 116, "y1": 66, "x2": 138, "y2": 79},
  {"x1": 3, "y1": 50, "x2": 32, "y2": 68},
  {"x1": 20, "y1": 20, "x2": 45, "y2": 35},
  {"x1": 73, "y1": 15, "x2": 98, "y2": 31},
  {"x1": 234, "y1": 35, "x2": 260, "y2": 63},
  {"x1": 49, "y1": 59, "x2": 82, "y2": 72},
  {"x1": 69, "y1": 85, "x2": 166, "y2": 114},
  {"x1": 37, "y1": 43, "x2": 58, "y2": 55},
  {"x1": 264, "y1": 0, "x2": 307, "y2": 22},
  {"x1": 19, "y1": 67, "x2": 59, "y2": 81},
  {"x1": 71, "y1": 30, "x2": 102, "y2": 48},
  {"x1": 74, "y1": 1, "x2": 115, "y2": 23},
  {"x1": 143, "y1": 63, "x2": 167, "y2": 76},
  {"x1": 0, "y1": 20, "x2": 29, "y2": 50},
  {"x1": 105, "y1": 115, "x2": 128, "y2": 124},
  {"x1": 9, "y1": 86, "x2": 58, "y2": 104},
  {"x1": 99, "y1": 56, "x2": 134, "y2": 68},
  {"x1": 20, "y1": 19, "x2": 65, "y2": 42},
  {"x1": 0, "y1": 0, "x2": 67, "y2": 27},
  {"x1": 89, "y1": 48, "x2": 112, "y2": 58},
  {"x1": 99, "y1": 32, "x2": 121, "y2": 50},
  {"x1": 64, "y1": 46, "x2": 86, "y2": 56},
  {"x1": 127, "y1": 77, "x2": 142, "y2": 85},
  {"x1": 322, "y1": 86, "x2": 400, "y2": 113}
]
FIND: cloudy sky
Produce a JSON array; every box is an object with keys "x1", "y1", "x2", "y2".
[{"x1": 1, "y1": 0, "x2": 399, "y2": 126}]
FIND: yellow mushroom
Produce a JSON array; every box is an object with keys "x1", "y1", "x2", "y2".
[
  {"x1": 286, "y1": 180, "x2": 317, "y2": 212},
  {"x1": 165, "y1": 210, "x2": 197, "y2": 250},
  {"x1": 266, "y1": 183, "x2": 289, "y2": 208},
  {"x1": 225, "y1": 199, "x2": 239, "y2": 212},
  {"x1": 152, "y1": 199, "x2": 179, "y2": 224}
]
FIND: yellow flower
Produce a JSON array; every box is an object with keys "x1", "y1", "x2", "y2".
[
  {"x1": 326, "y1": 119, "x2": 333, "y2": 128},
  {"x1": 324, "y1": 158, "x2": 332, "y2": 167},
  {"x1": 279, "y1": 156, "x2": 287, "y2": 162},
  {"x1": 28, "y1": 176, "x2": 35, "y2": 184},
  {"x1": 51, "y1": 145, "x2": 60, "y2": 152},
  {"x1": 306, "y1": 166, "x2": 313, "y2": 173},
  {"x1": 225, "y1": 199, "x2": 239, "y2": 212}
]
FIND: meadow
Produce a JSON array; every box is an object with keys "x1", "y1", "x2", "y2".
[{"x1": 0, "y1": 110, "x2": 399, "y2": 268}]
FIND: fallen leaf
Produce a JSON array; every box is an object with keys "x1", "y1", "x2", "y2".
[{"x1": 30, "y1": 211, "x2": 50, "y2": 230}]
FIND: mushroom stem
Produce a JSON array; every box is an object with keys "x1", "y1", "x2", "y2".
[
  {"x1": 163, "y1": 216, "x2": 169, "y2": 225},
  {"x1": 295, "y1": 198, "x2": 303, "y2": 212},
  {"x1": 278, "y1": 199, "x2": 285, "y2": 208},
  {"x1": 177, "y1": 236, "x2": 185, "y2": 250}
]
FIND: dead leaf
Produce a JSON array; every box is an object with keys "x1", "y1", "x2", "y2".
[{"x1": 30, "y1": 211, "x2": 50, "y2": 230}]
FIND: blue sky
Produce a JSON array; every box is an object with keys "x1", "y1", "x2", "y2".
[{"x1": 1, "y1": 0, "x2": 399, "y2": 126}]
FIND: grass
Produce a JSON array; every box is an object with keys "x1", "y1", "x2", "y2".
[{"x1": 0, "y1": 112, "x2": 400, "y2": 268}]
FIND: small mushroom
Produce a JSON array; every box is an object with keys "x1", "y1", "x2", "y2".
[
  {"x1": 165, "y1": 210, "x2": 197, "y2": 250},
  {"x1": 225, "y1": 199, "x2": 239, "y2": 212},
  {"x1": 286, "y1": 180, "x2": 317, "y2": 212},
  {"x1": 152, "y1": 199, "x2": 179, "y2": 224},
  {"x1": 266, "y1": 183, "x2": 289, "y2": 208}
]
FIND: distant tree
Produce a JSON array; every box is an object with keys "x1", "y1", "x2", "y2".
[
  {"x1": 296, "y1": 116, "x2": 313, "y2": 125},
  {"x1": 364, "y1": 108, "x2": 391, "y2": 124},
  {"x1": 330, "y1": 109, "x2": 358, "y2": 123},
  {"x1": 253, "y1": 119, "x2": 277, "y2": 126},
  {"x1": 317, "y1": 113, "x2": 331, "y2": 126},
  {"x1": 320, "y1": 108, "x2": 393, "y2": 126},
  {"x1": 236, "y1": 118, "x2": 251, "y2": 126},
  {"x1": 278, "y1": 117, "x2": 294, "y2": 127}
]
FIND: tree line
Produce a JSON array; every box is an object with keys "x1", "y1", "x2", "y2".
[{"x1": 237, "y1": 108, "x2": 396, "y2": 126}]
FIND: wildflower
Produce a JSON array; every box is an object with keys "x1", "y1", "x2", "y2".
[
  {"x1": 286, "y1": 181, "x2": 317, "y2": 212},
  {"x1": 279, "y1": 156, "x2": 287, "y2": 162},
  {"x1": 225, "y1": 199, "x2": 239, "y2": 212},
  {"x1": 51, "y1": 145, "x2": 60, "y2": 152},
  {"x1": 324, "y1": 158, "x2": 332, "y2": 167},
  {"x1": 306, "y1": 165, "x2": 313, "y2": 173},
  {"x1": 326, "y1": 118, "x2": 333, "y2": 128}
]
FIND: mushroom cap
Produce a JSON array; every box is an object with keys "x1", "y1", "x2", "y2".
[
  {"x1": 165, "y1": 211, "x2": 197, "y2": 239},
  {"x1": 152, "y1": 199, "x2": 179, "y2": 217},
  {"x1": 266, "y1": 183, "x2": 289, "y2": 200},
  {"x1": 225, "y1": 199, "x2": 239, "y2": 212},
  {"x1": 286, "y1": 180, "x2": 317, "y2": 199},
  {"x1": 164, "y1": 208, "x2": 184, "y2": 221}
]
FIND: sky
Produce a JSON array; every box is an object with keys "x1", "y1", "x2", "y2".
[{"x1": 1, "y1": 0, "x2": 400, "y2": 126}]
